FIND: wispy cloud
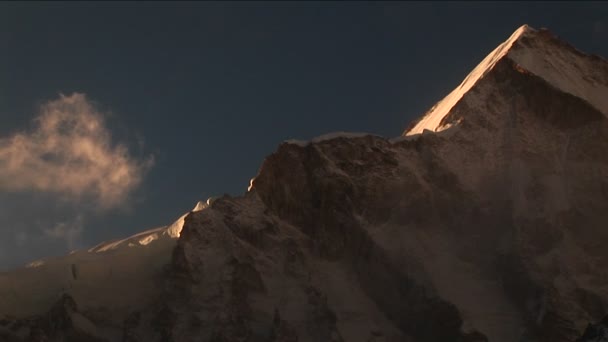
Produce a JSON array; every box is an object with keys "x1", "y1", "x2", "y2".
[
  {"x1": 0, "y1": 93, "x2": 153, "y2": 209},
  {"x1": 43, "y1": 215, "x2": 84, "y2": 250},
  {"x1": 0, "y1": 93, "x2": 154, "y2": 269}
]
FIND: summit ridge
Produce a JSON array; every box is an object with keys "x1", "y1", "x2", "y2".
[{"x1": 405, "y1": 24, "x2": 608, "y2": 136}]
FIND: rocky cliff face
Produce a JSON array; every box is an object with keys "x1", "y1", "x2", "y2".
[
  {"x1": 2, "y1": 25, "x2": 608, "y2": 342},
  {"x1": 163, "y1": 25, "x2": 608, "y2": 342},
  {"x1": 0, "y1": 294, "x2": 106, "y2": 342}
]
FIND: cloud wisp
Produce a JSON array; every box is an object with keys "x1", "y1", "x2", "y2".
[
  {"x1": 0, "y1": 93, "x2": 153, "y2": 209},
  {"x1": 43, "y1": 215, "x2": 85, "y2": 251}
]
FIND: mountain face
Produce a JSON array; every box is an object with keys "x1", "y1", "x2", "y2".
[{"x1": 1, "y1": 25, "x2": 608, "y2": 342}]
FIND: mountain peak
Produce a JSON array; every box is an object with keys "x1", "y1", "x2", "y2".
[
  {"x1": 511, "y1": 23, "x2": 535, "y2": 39},
  {"x1": 404, "y1": 24, "x2": 608, "y2": 136}
]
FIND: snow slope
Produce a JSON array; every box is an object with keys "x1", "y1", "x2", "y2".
[{"x1": 0, "y1": 200, "x2": 207, "y2": 322}]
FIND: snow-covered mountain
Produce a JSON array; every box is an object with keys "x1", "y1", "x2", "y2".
[
  {"x1": 405, "y1": 25, "x2": 608, "y2": 136},
  {"x1": 0, "y1": 200, "x2": 210, "y2": 341},
  {"x1": 2, "y1": 25, "x2": 608, "y2": 342}
]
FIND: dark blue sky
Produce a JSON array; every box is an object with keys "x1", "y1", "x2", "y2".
[{"x1": 1, "y1": 2, "x2": 607, "y2": 269}]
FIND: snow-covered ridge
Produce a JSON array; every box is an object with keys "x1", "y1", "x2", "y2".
[
  {"x1": 82, "y1": 199, "x2": 209, "y2": 254},
  {"x1": 0, "y1": 199, "x2": 210, "y2": 319},
  {"x1": 405, "y1": 25, "x2": 533, "y2": 136},
  {"x1": 405, "y1": 24, "x2": 608, "y2": 136},
  {"x1": 165, "y1": 198, "x2": 211, "y2": 238}
]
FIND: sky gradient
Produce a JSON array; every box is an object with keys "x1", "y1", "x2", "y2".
[{"x1": 1, "y1": 2, "x2": 607, "y2": 269}]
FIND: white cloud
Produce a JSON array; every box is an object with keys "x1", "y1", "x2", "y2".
[
  {"x1": 43, "y1": 215, "x2": 84, "y2": 250},
  {"x1": 0, "y1": 93, "x2": 153, "y2": 209}
]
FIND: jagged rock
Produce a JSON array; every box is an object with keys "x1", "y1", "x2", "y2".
[
  {"x1": 0, "y1": 326, "x2": 23, "y2": 342},
  {"x1": 121, "y1": 311, "x2": 141, "y2": 342},
  {"x1": 0, "y1": 294, "x2": 107, "y2": 342},
  {"x1": 268, "y1": 310, "x2": 298, "y2": 342},
  {"x1": 577, "y1": 316, "x2": 608, "y2": 342},
  {"x1": 37, "y1": 294, "x2": 106, "y2": 342}
]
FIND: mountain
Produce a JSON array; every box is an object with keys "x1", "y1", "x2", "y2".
[
  {"x1": 2, "y1": 24, "x2": 608, "y2": 342},
  {"x1": 0, "y1": 200, "x2": 210, "y2": 341}
]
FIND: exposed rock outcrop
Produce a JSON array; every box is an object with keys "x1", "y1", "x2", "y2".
[
  {"x1": 577, "y1": 316, "x2": 608, "y2": 342},
  {"x1": 163, "y1": 25, "x2": 608, "y2": 341},
  {"x1": 0, "y1": 294, "x2": 106, "y2": 342}
]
